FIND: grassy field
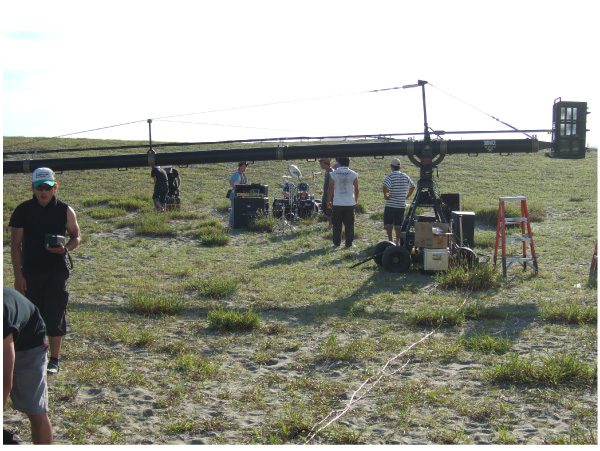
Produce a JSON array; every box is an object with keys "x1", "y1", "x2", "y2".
[{"x1": 2, "y1": 136, "x2": 598, "y2": 444}]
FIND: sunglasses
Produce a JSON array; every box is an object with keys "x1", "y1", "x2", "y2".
[{"x1": 35, "y1": 184, "x2": 54, "y2": 191}]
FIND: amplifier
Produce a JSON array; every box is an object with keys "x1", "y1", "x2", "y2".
[
  {"x1": 235, "y1": 184, "x2": 268, "y2": 198},
  {"x1": 233, "y1": 197, "x2": 269, "y2": 228}
]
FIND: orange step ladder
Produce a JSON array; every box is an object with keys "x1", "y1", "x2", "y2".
[{"x1": 493, "y1": 196, "x2": 538, "y2": 277}]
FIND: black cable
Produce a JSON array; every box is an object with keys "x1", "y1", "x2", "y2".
[{"x1": 429, "y1": 83, "x2": 533, "y2": 138}]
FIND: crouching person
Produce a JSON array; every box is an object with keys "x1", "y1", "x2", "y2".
[{"x1": 3, "y1": 287, "x2": 53, "y2": 444}]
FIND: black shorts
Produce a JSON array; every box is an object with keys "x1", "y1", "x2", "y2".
[
  {"x1": 25, "y1": 268, "x2": 70, "y2": 336},
  {"x1": 383, "y1": 206, "x2": 406, "y2": 229}
]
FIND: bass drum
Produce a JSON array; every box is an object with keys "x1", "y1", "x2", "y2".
[{"x1": 298, "y1": 199, "x2": 320, "y2": 218}]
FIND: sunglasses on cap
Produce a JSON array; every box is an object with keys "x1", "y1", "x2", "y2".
[{"x1": 35, "y1": 184, "x2": 54, "y2": 191}]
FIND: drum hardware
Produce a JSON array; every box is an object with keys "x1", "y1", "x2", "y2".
[
  {"x1": 273, "y1": 164, "x2": 323, "y2": 228},
  {"x1": 274, "y1": 186, "x2": 297, "y2": 233}
]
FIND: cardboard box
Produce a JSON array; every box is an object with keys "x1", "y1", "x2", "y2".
[
  {"x1": 414, "y1": 222, "x2": 450, "y2": 249},
  {"x1": 423, "y1": 248, "x2": 450, "y2": 271}
]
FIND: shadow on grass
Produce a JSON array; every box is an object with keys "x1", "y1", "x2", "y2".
[{"x1": 248, "y1": 246, "x2": 331, "y2": 268}]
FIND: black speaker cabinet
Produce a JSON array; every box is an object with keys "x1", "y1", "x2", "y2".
[
  {"x1": 440, "y1": 193, "x2": 461, "y2": 221},
  {"x1": 233, "y1": 197, "x2": 269, "y2": 228},
  {"x1": 451, "y1": 211, "x2": 476, "y2": 248}
]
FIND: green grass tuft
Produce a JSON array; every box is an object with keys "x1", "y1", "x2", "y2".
[
  {"x1": 184, "y1": 278, "x2": 239, "y2": 299},
  {"x1": 207, "y1": 307, "x2": 261, "y2": 331},
  {"x1": 125, "y1": 283, "x2": 184, "y2": 316},
  {"x1": 249, "y1": 213, "x2": 277, "y2": 232},
  {"x1": 485, "y1": 351, "x2": 597, "y2": 387},
  {"x1": 436, "y1": 263, "x2": 502, "y2": 290},
  {"x1": 460, "y1": 331, "x2": 511, "y2": 354},
  {"x1": 318, "y1": 333, "x2": 375, "y2": 361},
  {"x1": 539, "y1": 300, "x2": 597, "y2": 324}
]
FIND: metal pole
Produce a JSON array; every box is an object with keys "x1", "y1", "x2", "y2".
[
  {"x1": 419, "y1": 80, "x2": 430, "y2": 142},
  {"x1": 147, "y1": 119, "x2": 153, "y2": 151}
]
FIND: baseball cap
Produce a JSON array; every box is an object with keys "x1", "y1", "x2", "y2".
[
  {"x1": 32, "y1": 167, "x2": 56, "y2": 187},
  {"x1": 390, "y1": 158, "x2": 401, "y2": 166},
  {"x1": 162, "y1": 165, "x2": 172, "y2": 168},
  {"x1": 238, "y1": 161, "x2": 249, "y2": 167}
]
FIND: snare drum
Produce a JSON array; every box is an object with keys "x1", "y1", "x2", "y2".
[{"x1": 296, "y1": 182, "x2": 309, "y2": 198}]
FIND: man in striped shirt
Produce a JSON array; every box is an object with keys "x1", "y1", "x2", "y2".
[{"x1": 382, "y1": 158, "x2": 415, "y2": 245}]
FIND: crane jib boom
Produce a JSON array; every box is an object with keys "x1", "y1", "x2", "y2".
[{"x1": 2, "y1": 138, "x2": 550, "y2": 174}]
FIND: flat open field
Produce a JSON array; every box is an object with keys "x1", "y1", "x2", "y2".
[{"x1": 2, "y1": 137, "x2": 597, "y2": 444}]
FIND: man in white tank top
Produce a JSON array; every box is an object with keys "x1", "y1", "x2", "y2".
[{"x1": 326, "y1": 157, "x2": 359, "y2": 247}]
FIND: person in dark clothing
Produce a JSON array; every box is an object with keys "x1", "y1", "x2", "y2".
[
  {"x1": 163, "y1": 166, "x2": 181, "y2": 210},
  {"x1": 151, "y1": 166, "x2": 169, "y2": 212},
  {"x1": 4, "y1": 287, "x2": 53, "y2": 444},
  {"x1": 8, "y1": 167, "x2": 81, "y2": 375}
]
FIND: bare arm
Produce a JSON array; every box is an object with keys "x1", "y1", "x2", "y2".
[
  {"x1": 383, "y1": 185, "x2": 390, "y2": 200},
  {"x1": 10, "y1": 228, "x2": 26, "y2": 294},
  {"x1": 407, "y1": 185, "x2": 415, "y2": 200},
  {"x1": 353, "y1": 178, "x2": 359, "y2": 203},
  {"x1": 65, "y1": 207, "x2": 81, "y2": 252},
  {"x1": 45, "y1": 207, "x2": 81, "y2": 256},
  {"x1": 327, "y1": 178, "x2": 335, "y2": 206},
  {"x1": 3, "y1": 335, "x2": 15, "y2": 408}
]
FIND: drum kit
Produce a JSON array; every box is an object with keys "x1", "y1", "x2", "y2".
[{"x1": 273, "y1": 164, "x2": 322, "y2": 224}]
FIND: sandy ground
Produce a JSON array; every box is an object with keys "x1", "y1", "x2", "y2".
[{"x1": 4, "y1": 311, "x2": 597, "y2": 445}]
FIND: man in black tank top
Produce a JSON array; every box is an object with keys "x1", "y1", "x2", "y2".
[{"x1": 8, "y1": 168, "x2": 81, "y2": 374}]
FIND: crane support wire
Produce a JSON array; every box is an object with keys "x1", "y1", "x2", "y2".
[
  {"x1": 302, "y1": 297, "x2": 470, "y2": 444},
  {"x1": 429, "y1": 83, "x2": 533, "y2": 138},
  {"x1": 4, "y1": 82, "x2": 540, "y2": 155},
  {"x1": 3, "y1": 84, "x2": 417, "y2": 153},
  {"x1": 3, "y1": 119, "x2": 149, "y2": 151}
]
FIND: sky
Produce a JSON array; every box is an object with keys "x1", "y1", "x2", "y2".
[{"x1": 2, "y1": 0, "x2": 598, "y2": 150}]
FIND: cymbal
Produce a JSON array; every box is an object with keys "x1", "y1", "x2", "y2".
[
  {"x1": 282, "y1": 175, "x2": 292, "y2": 179},
  {"x1": 311, "y1": 171, "x2": 322, "y2": 176}
]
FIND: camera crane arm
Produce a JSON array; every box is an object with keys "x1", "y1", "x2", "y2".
[{"x1": 2, "y1": 81, "x2": 587, "y2": 174}]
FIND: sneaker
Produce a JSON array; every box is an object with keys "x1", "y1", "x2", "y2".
[{"x1": 47, "y1": 358, "x2": 60, "y2": 374}]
